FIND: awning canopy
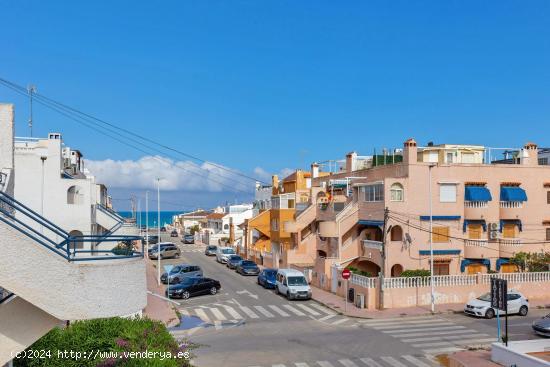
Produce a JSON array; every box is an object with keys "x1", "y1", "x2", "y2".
[
  {"x1": 499, "y1": 219, "x2": 523, "y2": 232},
  {"x1": 419, "y1": 215, "x2": 461, "y2": 221},
  {"x1": 465, "y1": 186, "x2": 492, "y2": 201},
  {"x1": 419, "y1": 249, "x2": 461, "y2": 256},
  {"x1": 358, "y1": 220, "x2": 384, "y2": 227},
  {"x1": 500, "y1": 186, "x2": 527, "y2": 202},
  {"x1": 460, "y1": 258, "x2": 490, "y2": 272},
  {"x1": 496, "y1": 258, "x2": 511, "y2": 271},
  {"x1": 463, "y1": 219, "x2": 487, "y2": 233}
]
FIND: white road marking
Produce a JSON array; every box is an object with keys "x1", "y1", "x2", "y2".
[
  {"x1": 331, "y1": 318, "x2": 349, "y2": 325},
  {"x1": 295, "y1": 363, "x2": 310, "y2": 367},
  {"x1": 214, "y1": 320, "x2": 223, "y2": 330},
  {"x1": 422, "y1": 347, "x2": 464, "y2": 354},
  {"x1": 319, "y1": 314, "x2": 337, "y2": 321},
  {"x1": 239, "y1": 306, "x2": 260, "y2": 319},
  {"x1": 373, "y1": 321, "x2": 455, "y2": 330},
  {"x1": 401, "y1": 355, "x2": 432, "y2": 367},
  {"x1": 193, "y1": 308, "x2": 211, "y2": 323},
  {"x1": 283, "y1": 304, "x2": 306, "y2": 316},
  {"x1": 379, "y1": 357, "x2": 407, "y2": 367},
  {"x1": 223, "y1": 305, "x2": 243, "y2": 319},
  {"x1": 269, "y1": 305, "x2": 291, "y2": 317},
  {"x1": 401, "y1": 333, "x2": 490, "y2": 343},
  {"x1": 412, "y1": 342, "x2": 452, "y2": 348},
  {"x1": 397, "y1": 329, "x2": 473, "y2": 338},
  {"x1": 338, "y1": 359, "x2": 359, "y2": 367},
  {"x1": 210, "y1": 307, "x2": 227, "y2": 321},
  {"x1": 308, "y1": 303, "x2": 336, "y2": 314},
  {"x1": 317, "y1": 362, "x2": 335, "y2": 367},
  {"x1": 296, "y1": 304, "x2": 321, "y2": 316},
  {"x1": 383, "y1": 326, "x2": 466, "y2": 334},
  {"x1": 358, "y1": 357, "x2": 383, "y2": 367},
  {"x1": 254, "y1": 305, "x2": 275, "y2": 318}
]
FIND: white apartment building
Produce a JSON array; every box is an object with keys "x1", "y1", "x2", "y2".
[
  {"x1": 202, "y1": 203, "x2": 255, "y2": 245},
  {"x1": 0, "y1": 104, "x2": 146, "y2": 366}
]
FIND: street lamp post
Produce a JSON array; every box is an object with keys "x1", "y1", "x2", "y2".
[
  {"x1": 145, "y1": 191, "x2": 149, "y2": 254},
  {"x1": 40, "y1": 156, "x2": 47, "y2": 234},
  {"x1": 428, "y1": 164, "x2": 435, "y2": 313}
]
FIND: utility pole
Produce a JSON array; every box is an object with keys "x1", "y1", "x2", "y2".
[
  {"x1": 157, "y1": 178, "x2": 161, "y2": 285},
  {"x1": 28, "y1": 85, "x2": 37, "y2": 137},
  {"x1": 145, "y1": 191, "x2": 149, "y2": 254},
  {"x1": 379, "y1": 207, "x2": 389, "y2": 310},
  {"x1": 428, "y1": 164, "x2": 435, "y2": 313}
]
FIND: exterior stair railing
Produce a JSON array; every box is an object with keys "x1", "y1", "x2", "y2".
[{"x1": 0, "y1": 190, "x2": 143, "y2": 261}]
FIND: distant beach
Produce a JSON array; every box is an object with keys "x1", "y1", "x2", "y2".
[{"x1": 118, "y1": 211, "x2": 183, "y2": 227}]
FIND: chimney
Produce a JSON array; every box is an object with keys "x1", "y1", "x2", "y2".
[
  {"x1": 272, "y1": 175, "x2": 279, "y2": 195},
  {"x1": 346, "y1": 151, "x2": 357, "y2": 172},
  {"x1": 311, "y1": 162, "x2": 319, "y2": 178},
  {"x1": 520, "y1": 142, "x2": 539, "y2": 166},
  {"x1": 0, "y1": 104, "x2": 15, "y2": 171},
  {"x1": 403, "y1": 138, "x2": 418, "y2": 165}
]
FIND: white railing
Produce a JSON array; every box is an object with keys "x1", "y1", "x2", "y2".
[
  {"x1": 350, "y1": 273, "x2": 377, "y2": 288},
  {"x1": 482, "y1": 272, "x2": 550, "y2": 284},
  {"x1": 362, "y1": 239, "x2": 383, "y2": 251},
  {"x1": 465, "y1": 201, "x2": 488, "y2": 208},
  {"x1": 335, "y1": 201, "x2": 358, "y2": 221},
  {"x1": 499, "y1": 238, "x2": 522, "y2": 246},
  {"x1": 465, "y1": 239, "x2": 489, "y2": 247},
  {"x1": 500, "y1": 201, "x2": 523, "y2": 209},
  {"x1": 383, "y1": 274, "x2": 478, "y2": 288}
]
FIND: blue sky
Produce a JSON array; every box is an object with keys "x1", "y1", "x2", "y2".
[{"x1": 2, "y1": 1, "x2": 550, "y2": 209}]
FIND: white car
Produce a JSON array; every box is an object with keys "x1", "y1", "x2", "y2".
[
  {"x1": 464, "y1": 291, "x2": 529, "y2": 319},
  {"x1": 276, "y1": 269, "x2": 311, "y2": 300},
  {"x1": 215, "y1": 247, "x2": 236, "y2": 264}
]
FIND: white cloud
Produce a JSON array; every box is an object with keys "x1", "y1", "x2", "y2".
[
  {"x1": 86, "y1": 156, "x2": 252, "y2": 193},
  {"x1": 253, "y1": 166, "x2": 294, "y2": 182}
]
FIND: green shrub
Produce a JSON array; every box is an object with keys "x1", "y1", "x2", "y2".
[
  {"x1": 400, "y1": 269, "x2": 431, "y2": 277},
  {"x1": 346, "y1": 266, "x2": 373, "y2": 277},
  {"x1": 112, "y1": 241, "x2": 134, "y2": 256},
  {"x1": 14, "y1": 317, "x2": 195, "y2": 367}
]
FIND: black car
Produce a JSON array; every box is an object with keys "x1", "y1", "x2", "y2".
[
  {"x1": 226, "y1": 255, "x2": 243, "y2": 269},
  {"x1": 166, "y1": 277, "x2": 221, "y2": 299},
  {"x1": 236, "y1": 260, "x2": 260, "y2": 276},
  {"x1": 532, "y1": 313, "x2": 550, "y2": 337},
  {"x1": 170, "y1": 230, "x2": 178, "y2": 237},
  {"x1": 182, "y1": 234, "x2": 195, "y2": 244},
  {"x1": 160, "y1": 227, "x2": 167, "y2": 232},
  {"x1": 146, "y1": 235, "x2": 159, "y2": 245}
]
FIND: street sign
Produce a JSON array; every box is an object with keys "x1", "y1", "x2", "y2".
[
  {"x1": 342, "y1": 268, "x2": 351, "y2": 280},
  {"x1": 491, "y1": 278, "x2": 507, "y2": 312}
]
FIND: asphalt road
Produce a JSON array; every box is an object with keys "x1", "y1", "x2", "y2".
[{"x1": 153, "y1": 235, "x2": 548, "y2": 367}]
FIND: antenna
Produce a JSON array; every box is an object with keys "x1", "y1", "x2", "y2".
[{"x1": 27, "y1": 84, "x2": 37, "y2": 137}]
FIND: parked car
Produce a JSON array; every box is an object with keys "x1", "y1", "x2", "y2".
[
  {"x1": 170, "y1": 230, "x2": 178, "y2": 237},
  {"x1": 276, "y1": 269, "x2": 311, "y2": 300},
  {"x1": 216, "y1": 247, "x2": 236, "y2": 263},
  {"x1": 166, "y1": 277, "x2": 221, "y2": 299},
  {"x1": 148, "y1": 242, "x2": 180, "y2": 260},
  {"x1": 226, "y1": 255, "x2": 243, "y2": 269},
  {"x1": 532, "y1": 313, "x2": 550, "y2": 337},
  {"x1": 257, "y1": 268, "x2": 277, "y2": 288},
  {"x1": 161, "y1": 264, "x2": 202, "y2": 284},
  {"x1": 182, "y1": 234, "x2": 195, "y2": 244},
  {"x1": 204, "y1": 245, "x2": 218, "y2": 256},
  {"x1": 160, "y1": 227, "x2": 167, "y2": 232},
  {"x1": 236, "y1": 260, "x2": 260, "y2": 276},
  {"x1": 464, "y1": 291, "x2": 529, "y2": 319},
  {"x1": 146, "y1": 235, "x2": 159, "y2": 245}
]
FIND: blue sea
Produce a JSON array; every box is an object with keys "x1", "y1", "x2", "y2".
[{"x1": 118, "y1": 211, "x2": 183, "y2": 227}]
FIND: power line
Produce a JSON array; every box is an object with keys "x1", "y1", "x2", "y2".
[
  {"x1": 0, "y1": 78, "x2": 255, "y2": 194},
  {"x1": 0, "y1": 77, "x2": 268, "y2": 185}
]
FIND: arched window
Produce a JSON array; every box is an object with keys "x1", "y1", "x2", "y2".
[
  {"x1": 67, "y1": 185, "x2": 83, "y2": 205},
  {"x1": 390, "y1": 225, "x2": 403, "y2": 241},
  {"x1": 391, "y1": 264, "x2": 403, "y2": 277},
  {"x1": 390, "y1": 183, "x2": 404, "y2": 202}
]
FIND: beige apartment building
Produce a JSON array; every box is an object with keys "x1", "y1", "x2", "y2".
[{"x1": 282, "y1": 139, "x2": 550, "y2": 291}]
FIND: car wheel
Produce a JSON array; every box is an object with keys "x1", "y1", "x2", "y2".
[
  {"x1": 485, "y1": 308, "x2": 495, "y2": 319},
  {"x1": 286, "y1": 291, "x2": 292, "y2": 300},
  {"x1": 210, "y1": 287, "x2": 217, "y2": 295},
  {"x1": 519, "y1": 305, "x2": 528, "y2": 316},
  {"x1": 181, "y1": 291, "x2": 190, "y2": 300}
]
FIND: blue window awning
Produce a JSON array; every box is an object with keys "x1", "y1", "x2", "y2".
[
  {"x1": 463, "y1": 219, "x2": 487, "y2": 233},
  {"x1": 419, "y1": 249, "x2": 461, "y2": 256},
  {"x1": 496, "y1": 258, "x2": 510, "y2": 271},
  {"x1": 460, "y1": 258, "x2": 490, "y2": 273},
  {"x1": 500, "y1": 186, "x2": 527, "y2": 202},
  {"x1": 419, "y1": 215, "x2": 461, "y2": 221},
  {"x1": 465, "y1": 186, "x2": 492, "y2": 202},
  {"x1": 358, "y1": 220, "x2": 384, "y2": 227},
  {"x1": 499, "y1": 219, "x2": 523, "y2": 232}
]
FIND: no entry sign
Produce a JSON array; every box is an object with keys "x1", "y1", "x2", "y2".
[{"x1": 342, "y1": 268, "x2": 351, "y2": 280}]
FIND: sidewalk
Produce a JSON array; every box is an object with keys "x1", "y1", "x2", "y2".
[
  {"x1": 311, "y1": 286, "x2": 550, "y2": 319},
  {"x1": 143, "y1": 259, "x2": 179, "y2": 327}
]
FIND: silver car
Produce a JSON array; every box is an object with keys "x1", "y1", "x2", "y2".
[
  {"x1": 149, "y1": 243, "x2": 181, "y2": 260},
  {"x1": 532, "y1": 313, "x2": 550, "y2": 337},
  {"x1": 161, "y1": 264, "x2": 203, "y2": 284}
]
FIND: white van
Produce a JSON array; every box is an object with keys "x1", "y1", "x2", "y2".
[
  {"x1": 216, "y1": 247, "x2": 236, "y2": 264},
  {"x1": 275, "y1": 269, "x2": 311, "y2": 300}
]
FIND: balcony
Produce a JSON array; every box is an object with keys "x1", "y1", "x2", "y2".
[
  {"x1": 499, "y1": 238, "x2": 522, "y2": 257},
  {"x1": 464, "y1": 239, "x2": 497, "y2": 258},
  {"x1": 500, "y1": 201, "x2": 523, "y2": 219},
  {"x1": 464, "y1": 201, "x2": 489, "y2": 219}
]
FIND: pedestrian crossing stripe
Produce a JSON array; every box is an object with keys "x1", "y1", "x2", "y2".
[
  {"x1": 268, "y1": 305, "x2": 290, "y2": 317},
  {"x1": 295, "y1": 304, "x2": 321, "y2": 316},
  {"x1": 254, "y1": 305, "x2": 275, "y2": 318},
  {"x1": 223, "y1": 305, "x2": 243, "y2": 319},
  {"x1": 282, "y1": 304, "x2": 306, "y2": 316},
  {"x1": 380, "y1": 356, "x2": 408, "y2": 367},
  {"x1": 372, "y1": 321, "x2": 455, "y2": 330},
  {"x1": 239, "y1": 306, "x2": 260, "y2": 319},
  {"x1": 244, "y1": 354, "x2": 437, "y2": 367},
  {"x1": 381, "y1": 325, "x2": 466, "y2": 334}
]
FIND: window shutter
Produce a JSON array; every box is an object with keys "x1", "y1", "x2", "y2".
[
  {"x1": 468, "y1": 224, "x2": 482, "y2": 239},
  {"x1": 439, "y1": 184, "x2": 457, "y2": 202},
  {"x1": 432, "y1": 226, "x2": 450, "y2": 243}
]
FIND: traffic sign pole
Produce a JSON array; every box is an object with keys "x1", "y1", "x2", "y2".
[{"x1": 342, "y1": 268, "x2": 351, "y2": 314}]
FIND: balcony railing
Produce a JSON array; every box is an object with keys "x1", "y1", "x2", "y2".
[
  {"x1": 464, "y1": 201, "x2": 488, "y2": 208},
  {"x1": 500, "y1": 201, "x2": 523, "y2": 209},
  {"x1": 350, "y1": 273, "x2": 377, "y2": 288},
  {"x1": 0, "y1": 190, "x2": 143, "y2": 262},
  {"x1": 499, "y1": 238, "x2": 522, "y2": 246},
  {"x1": 465, "y1": 239, "x2": 489, "y2": 247},
  {"x1": 482, "y1": 272, "x2": 550, "y2": 284},
  {"x1": 362, "y1": 239, "x2": 383, "y2": 251}
]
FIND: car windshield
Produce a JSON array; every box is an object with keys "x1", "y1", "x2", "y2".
[
  {"x1": 229, "y1": 256, "x2": 242, "y2": 261},
  {"x1": 208, "y1": 246, "x2": 217, "y2": 250},
  {"x1": 265, "y1": 270, "x2": 277, "y2": 277},
  {"x1": 242, "y1": 261, "x2": 256, "y2": 266},
  {"x1": 477, "y1": 293, "x2": 491, "y2": 302},
  {"x1": 222, "y1": 249, "x2": 235, "y2": 254},
  {"x1": 169, "y1": 267, "x2": 181, "y2": 274},
  {"x1": 287, "y1": 276, "x2": 307, "y2": 286}
]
